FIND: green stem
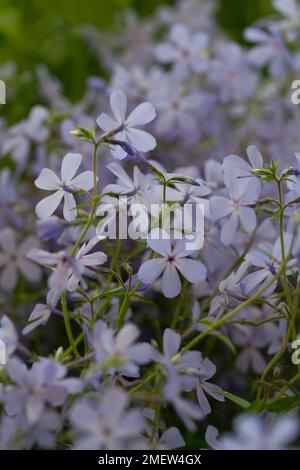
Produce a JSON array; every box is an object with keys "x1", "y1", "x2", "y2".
[
  {"x1": 172, "y1": 271, "x2": 282, "y2": 364},
  {"x1": 128, "y1": 371, "x2": 156, "y2": 396},
  {"x1": 277, "y1": 180, "x2": 292, "y2": 309},
  {"x1": 267, "y1": 371, "x2": 300, "y2": 406},
  {"x1": 171, "y1": 279, "x2": 188, "y2": 329},
  {"x1": 258, "y1": 280, "x2": 300, "y2": 399},
  {"x1": 116, "y1": 292, "x2": 131, "y2": 329},
  {"x1": 70, "y1": 142, "x2": 99, "y2": 257},
  {"x1": 61, "y1": 291, "x2": 80, "y2": 359}
]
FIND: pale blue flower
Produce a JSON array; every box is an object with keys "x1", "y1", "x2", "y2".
[
  {"x1": 97, "y1": 90, "x2": 156, "y2": 159},
  {"x1": 35, "y1": 152, "x2": 95, "y2": 221},
  {"x1": 210, "y1": 172, "x2": 260, "y2": 246},
  {"x1": 70, "y1": 387, "x2": 145, "y2": 450},
  {"x1": 206, "y1": 414, "x2": 299, "y2": 450},
  {"x1": 138, "y1": 229, "x2": 207, "y2": 298}
]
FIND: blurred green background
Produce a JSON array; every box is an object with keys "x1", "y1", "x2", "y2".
[{"x1": 0, "y1": 0, "x2": 274, "y2": 118}]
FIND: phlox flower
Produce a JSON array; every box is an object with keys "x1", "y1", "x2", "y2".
[
  {"x1": 0, "y1": 316, "x2": 18, "y2": 358},
  {"x1": 206, "y1": 414, "x2": 299, "y2": 450},
  {"x1": 154, "y1": 427, "x2": 185, "y2": 450},
  {"x1": 242, "y1": 233, "x2": 296, "y2": 295},
  {"x1": 70, "y1": 387, "x2": 145, "y2": 450},
  {"x1": 209, "y1": 172, "x2": 260, "y2": 246},
  {"x1": 222, "y1": 145, "x2": 263, "y2": 182},
  {"x1": 164, "y1": 378, "x2": 203, "y2": 431},
  {"x1": 151, "y1": 329, "x2": 224, "y2": 417},
  {"x1": 97, "y1": 90, "x2": 156, "y2": 159},
  {"x1": 154, "y1": 23, "x2": 209, "y2": 77},
  {"x1": 138, "y1": 229, "x2": 207, "y2": 298},
  {"x1": 22, "y1": 290, "x2": 58, "y2": 335},
  {"x1": 151, "y1": 82, "x2": 206, "y2": 143},
  {"x1": 5, "y1": 358, "x2": 83, "y2": 424},
  {"x1": 143, "y1": 408, "x2": 185, "y2": 449},
  {"x1": 209, "y1": 261, "x2": 250, "y2": 317},
  {"x1": 208, "y1": 43, "x2": 258, "y2": 103},
  {"x1": 0, "y1": 227, "x2": 41, "y2": 292},
  {"x1": 231, "y1": 307, "x2": 277, "y2": 374},
  {"x1": 28, "y1": 238, "x2": 106, "y2": 297},
  {"x1": 67, "y1": 237, "x2": 107, "y2": 291},
  {"x1": 0, "y1": 169, "x2": 17, "y2": 227},
  {"x1": 245, "y1": 26, "x2": 291, "y2": 77},
  {"x1": 286, "y1": 152, "x2": 300, "y2": 195},
  {"x1": 88, "y1": 321, "x2": 152, "y2": 378},
  {"x1": 273, "y1": 0, "x2": 300, "y2": 39},
  {"x1": 111, "y1": 64, "x2": 166, "y2": 103},
  {"x1": 2, "y1": 106, "x2": 49, "y2": 171},
  {"x1": 101, "y1": 161, "x2": 159, "y2": 206},
  {"x1": 35, "y1": 152, "x2": 95, "y2": 221}
]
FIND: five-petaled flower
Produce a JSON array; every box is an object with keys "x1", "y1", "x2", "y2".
[
  {"x1": 138, "y1": 229, "x2": 207, "y2": 298},
  {"x1": 35, "y1": 152, "x2": 95, "y2": 221},
  {"x1": 97, "y1": 90, "x2": 156, "y2": 159}
]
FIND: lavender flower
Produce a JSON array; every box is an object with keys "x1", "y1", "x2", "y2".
[
  {"x1": 210, "y1": 172, "x2": 260, "y2": 246},
  {"x1": 242, "y1": 233, "x2": 295, "y2": 295},
  {"x1": 0, "y1": 316, "x2": 18, "y2": 357},
  {"x1": 70, "y1": 387, "x2": 145, "y2": 450},
  {"x1": 154, "y1": 23, "x2": 209, "y2": 77},
  {"x1": 206, "y1": 414, "x2": 299, "y2": 450},
  {"x1": 88, "y1": 320, "x2": 152, "y2": 377},
  {"x1": 22, "y1": 290, "x2": 58, "y2": 335},
  {"x1": 97, "y1": 90, "x2": 156, "y2": 159},
  {"x1": 5, "y1": 358, "x2": 83, "y2": 423},
  {"x1": 0, "y1": 228, "x2": 41, "y2": 291},
  {"x1": 138, "y1": 229, "x2": 207, "y2": 298},
  {"x1": 152, "y1": 329, "x2": 224, "y2": 418},
  {"x1": 35, "y1": 152, "x2": 95, "y2": 221}
]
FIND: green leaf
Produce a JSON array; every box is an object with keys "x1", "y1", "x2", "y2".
[
  {"x1": 198, "y1": 319, "x2": 236, "y2": 354},
  {"x1": 245, "y1": 399, "x2": 265, "y2": 413},
  {"x1": 212, "y1": 331, "x2": 237, "y2": 354},
  {"x1": 132, "y1": 293, "x2": 156, "y2": 306},
  {"x1": 267, "y1": 395, "x2": 300, "y2": 413},
  {"x1": 220, "y1": 391, "x2": 251, "y2": 409}
]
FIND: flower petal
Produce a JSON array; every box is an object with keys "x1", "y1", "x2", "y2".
[
  {"x1": 137, "y1": 258, "x2": 166, "y2": 284},
  {"x1": 36, "y1": 191, "x2": 63, "y2": 220},
  {"x1": 71, "y1": 171, "x2": 95, "y2": 191},
  {"x1": 247, "y1": 145, "x2": 263, "y2": 168},
  {"x1": 96, "y1": 113, "x2": 118, "y2": 132},
  {"x1": 61, "y1": 153, "x2": 82, "y2": 183},
  {"x1": 127, "y1": 102, "x2": 156, "y2": 127},
  {"x1": 209, "y1": 196, "x2": 232, "y2": 220},
  {"x1": 110, "y1": 90, "x2": 127, "y2": 124},
  {"x1": 63, "y1": 192, "x2": 77, "y2": 221},
  {"x1": 0, "y1": 265, "x2": 18, "y2": 291},
  {"x1": 175, "y1": 258, "x2": 207, "y2": 283},
  {"x1": 147, "y1": 229, "x2": 171, "y2": 256},
  {"x1": 161, "y1": 264, "x2": 181, "y2": 298},
  {"x1": 220, "y1": 212, "x2": 239, "y2": 246},
  {"x1": 126, "y1": 128, "x2": 157, "y2": 152},
  {"x1": 239, "y1": 206, "x2": 257, "y2": 232},
  {"x1": 35, "y1": 168, "x2": 61, "y2": 190}
]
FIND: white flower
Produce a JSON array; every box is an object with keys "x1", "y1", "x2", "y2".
[
  {"x1": 138, "y1": 229, "x2": 207, "y2": 298},
  {"x1": 35, "y1": 153, "x2": 95, "y2": 221},
  {"x1": 97, "y1": 90, "x2": 156, "y2": 159}
]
